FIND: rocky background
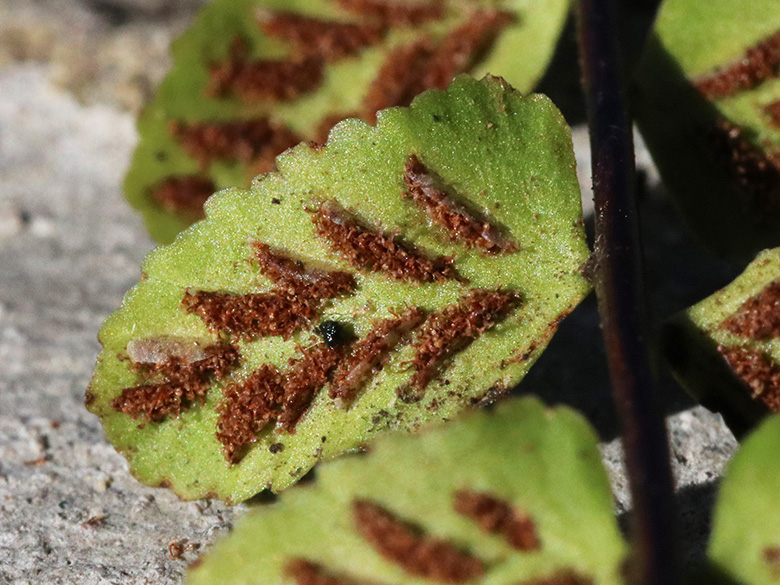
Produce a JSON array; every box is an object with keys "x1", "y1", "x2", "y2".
[{"x1": 0, "y1": 1, "x2": 744, "y2": 583}]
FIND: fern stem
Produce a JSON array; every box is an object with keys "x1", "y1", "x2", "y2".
[{"x1": 575, "y1": 1, "x2": 680, "y2": 583}]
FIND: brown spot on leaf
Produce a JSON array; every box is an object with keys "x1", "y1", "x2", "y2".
[
  {"x1": 721, "y1": 279, "x2": 780, "y2": 339},
  {"x1": 352, "y1": 500, "x2": 484, "y2": 583},
  {"x1": 518, "y1": 571, "x2": 594, "y2": 585},
  {"x1": 453, "y1": 490, "x2": 540, "y2": 551},
  {"x1": 170, "y1": 118, "x2": 301, "y2": 173},
  {"x1": 718, "y1": 345, "x2": 780, "y2": 411},
  {"x1": 704, "y1": 118, "x2": 780, "y2": 217},
  {"x1": 151, "y1": 176, "x2": 215, "y2": 218},
  {"x1": 286, "y1": 559, "x2": 366, "y2": 585},
  {"x1": 404, "y1": 155, "x2": 516, "y2": 253},
  {"x1": 207, "y1": 37, "x2": 324, "y2": 102},
  {"x1": 258, "y1": 10, "x2": 384, "y2": 61},
  {"x1": 330, "y1": 307, "x2": 426, "y2": 404},
  {"x1": 406, "y1": 289, "x2": 519, "y2": 392},
  {"x1": 217, "y1": 343, "x2": 343, "y2": 462},
  {"x1": 695, "y1": 29, "x2": 780, "y2": 99},
  {"x1": 335, "y1": 0, "x2": 444, "y2": 27},
  {"x1": 111, "y1": 343, "x2": 239, "y2": 422},
  {"x1": 310, "y1": 199, "x2": 460, "y2": 282}
]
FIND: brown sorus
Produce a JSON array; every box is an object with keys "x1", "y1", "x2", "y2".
[
  {"x1": 335, "y1": 0, "x2": 444, "y2": 27},
  {"x1": 184, "y1": 247, "x2": 354, "y2": 340},
  {"x1": 721, "y1": 279, "x2": 780, "y2": 339},
  {"x1": 764, "y1": 547, "x2": 780, "y2": 578},
  {"x1": 362, "y1": 10, "x2": 511, "y2": 122},
  {"x1": 695, "y1": 29, "x2": 780, "y2": 99},
  {"x1": 766, "y1": 100, "x2": 780, "y2": 128},
  {"x1": 718, "y1": 345, "x2": 780, "y2": 411},
  {"x1": 404, "y1": 155, "x2": 516, "y2": 253},
  {"x1": 258, "y1": 10, "x2": 384, "y2": 61},
  {"x1": 310, "y1": 199, "x2": 459, "y2": 282},
  {"x1": 170, "y1": 118, "x2": 301, "y2": 172},
  {"x1": 111, "y1": 344, "x2": 239, "y2": 421},
  {"x1": 362, "y1": 39, "x2": 435, "y2": 122},
  {"x1": 151, "y1": 176, "x2": 215, "y2": 218},
  {"x1": 285, "y1": 559, "x2": 363, "y2": 585},
  {"x1": 252, "y1": 242, "x2": 357, "y2": 299},
  {"x1": 207, "y1": 37, "x2": 323, "y2": 102},
  {"x1": 277, "y1": 342, "x2": 343, "y2": 431},
  {"x1": 217, "y1": 343, "x2": 342, "y2": 462},
  {"x1": 330, "y1": 307, "x2": 425, "y2": 403},
  {"x1": 217, "y1": 364, "x2": 285, "y2": 463},
  {"x1": 421, "y1": 10, "x2": 514, "y2": 91},
  {"x1": 705, "y1": 118, "x2": 780, "y2": 216},
  {"x1": 352, "y1": 500, "x2": 484, "y2": 583},
  {"x1": 519, "y1": 572, "x2": 594, "y2": 585},
  {"x1": 453, "y1": 490, "x2": 540, "y2": 551},
  {"x1": 408, "y1": 289, "x2": 519, "y2": 390},
  {"x1": 183, "y1": 290, "x2": 324, "y2": 340}
]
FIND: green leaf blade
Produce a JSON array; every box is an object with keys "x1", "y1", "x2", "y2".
[
  {"x1": 125, "y1": 0, "x2": 572, "y2": 244},
  {"x1": 663, "y1": 248, "x2": 780, "y2": 434},
  {"x1": 88, "y1": 76, "x2": 590, "y2": 503},
  {"x1": 635, "y1": 0, "x2": 780, "y2": 260},
  {"x1": 709, "y1": 415, "x2": 780, "y2": 584},
  {"x1": 186, "y1": 398, "x2": 626, "y2": 585}
]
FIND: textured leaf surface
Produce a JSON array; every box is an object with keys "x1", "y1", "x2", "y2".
[
  {"x1": 634, "y1": 0, "x2": 780, "y2": 260},
  {"x1": 663, "y1": 249, "x2": 780, "y2": 434},
  {"x1": 187, "y1": 398, "x2": 626, "y2": 585},
  {"x1": 709, "y1": 414, "x2": 780, "y2": 584},
  {"x1": 125, "y1": 0, "x2": 571, "y2": 243},
  {"x1": 87, "y1": 76, "x2": 590, "y2": 503}
]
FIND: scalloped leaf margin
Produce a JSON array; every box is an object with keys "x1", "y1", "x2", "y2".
[{"x1": 88, "y1": 75, "x2": 591, "y2": 503}]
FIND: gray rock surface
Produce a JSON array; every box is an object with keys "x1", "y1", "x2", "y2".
[
  {"x1": 0, "y1": 2, "x2": 744, "y2": 583},
  {"x1": 0, "y1": 64, "x2": 243, "y2": 585}
]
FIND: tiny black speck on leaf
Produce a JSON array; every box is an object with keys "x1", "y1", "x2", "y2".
[{"x1": 316, "y1": 320, "x2": 351, "y2": 348}]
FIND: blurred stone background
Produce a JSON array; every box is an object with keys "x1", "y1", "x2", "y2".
[{"x1": 0, "y1": 1, "x2": 744, "y2": 583}]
